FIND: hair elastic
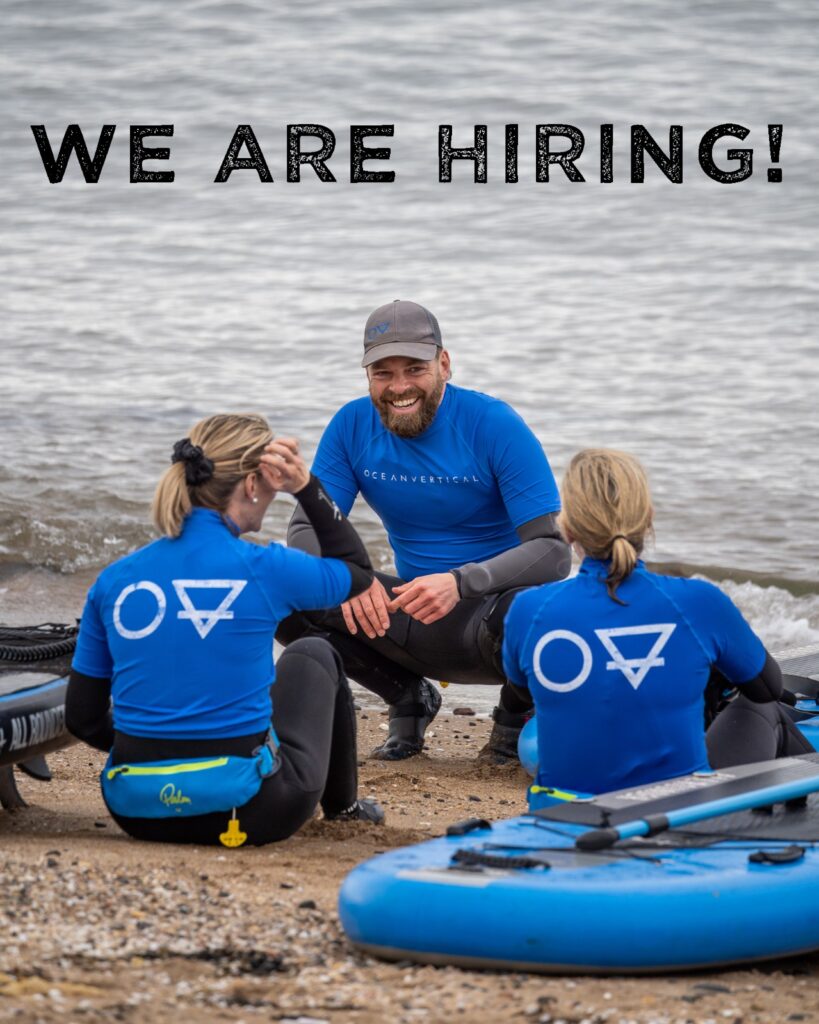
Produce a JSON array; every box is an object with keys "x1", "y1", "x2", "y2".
[{"x1": 171, "y1": 438, "x2": 215, "y2": 487}]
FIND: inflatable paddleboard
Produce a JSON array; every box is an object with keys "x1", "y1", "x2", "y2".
[
  {"x1": 340, "y1": 754, "x2": 819, "y2": 972},
  {"x1": 0, "y1": 623, "x2": 77, "y2": 808},
  {"x1": 0, "y1": 672, "x2": 70, "y2": 770}
]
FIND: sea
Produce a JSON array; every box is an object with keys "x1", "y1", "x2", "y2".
[{"x1": 1, "y1": 1, "x2": 817, "y2": 711}]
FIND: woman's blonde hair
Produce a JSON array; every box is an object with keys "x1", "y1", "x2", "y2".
[
  {"x1": 559, "y1": 448, "x2": 654, "y2": 603},
  {"x1": 152, "y1": 413, "x2": 273, "y2": 538}
]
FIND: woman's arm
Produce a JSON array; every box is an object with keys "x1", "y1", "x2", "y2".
[
  {"x1": 293, "y1": 474, "x2": 372, "y2": 597},
  {"x1": 65, "y1": 671, "x2": 114, "y2": 752},
  {"x1": 261, "y1": 440, "x2": 373, "y2": 599}
]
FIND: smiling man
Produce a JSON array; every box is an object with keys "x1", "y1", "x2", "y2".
[{"x1": 278, "y1": 300, "x2": 571, "y2": 762}]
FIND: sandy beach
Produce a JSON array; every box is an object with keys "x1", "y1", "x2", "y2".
[{"x1": 1, "y1": 709, "x2": 818, "y2": 1024}]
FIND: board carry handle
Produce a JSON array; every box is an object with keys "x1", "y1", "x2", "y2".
[
  {"x1": 784, "y1": 674, "x2": 819, "y2": 701},
  {"x1": 576, "y1": 769, "x2": 819, "y2": 851}
]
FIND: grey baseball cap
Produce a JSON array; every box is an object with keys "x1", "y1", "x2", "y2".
[{"x1": 361, "y1": 300, "x2": 442, "y2": 368}]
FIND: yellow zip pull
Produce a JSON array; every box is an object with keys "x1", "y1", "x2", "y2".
[
  {"x1": 439, "y1": 680, "x2": 450, "y2": 688},
  {"x1": 219, "y1": 809, "x2": 247, "y2": 848}
]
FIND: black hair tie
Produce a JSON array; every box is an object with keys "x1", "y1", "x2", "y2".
[
  {"x1": 171, "y1": 438, "x2": 214, "y2": 487},
  {"x1": 611, "y1": 534, "x2": 630, "y2": 544}
]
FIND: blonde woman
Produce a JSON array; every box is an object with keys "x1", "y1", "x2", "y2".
[
  {"x1": 502, "y1": 448, "x2": 809, "y2": 805},
  {"x1": 66, "y1": 414, "x2": 383, "y2": 845}
]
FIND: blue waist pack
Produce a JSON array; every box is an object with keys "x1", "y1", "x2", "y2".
[{"x1": 100, "y1": 735, "x2": 280, "y2": 819}]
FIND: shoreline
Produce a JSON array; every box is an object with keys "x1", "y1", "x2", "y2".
[{"x1": 1, "y1": 713, "x2": 818, "y2": 1023}]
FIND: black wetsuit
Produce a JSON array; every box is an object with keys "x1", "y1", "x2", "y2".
[{"x1": 705, "y1": 656, "x2": 814, "y2": 766}]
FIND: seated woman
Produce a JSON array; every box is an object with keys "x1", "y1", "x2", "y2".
[
  {"x1": 66, "y1": 413, "x2": 383, "y2": 845},
  {"x1": 502, "y1": 448, "x2": 811, "y2": 805}
]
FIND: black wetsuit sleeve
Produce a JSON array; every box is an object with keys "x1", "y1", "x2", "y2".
[
  {"x1": 65, "y1": 671, "x2": 114, "y2": 752},
  {"x1": 738, "y1": 650, "x2": 784, "y2": 704},
  {"x1": 293, "y1": 474, "x2": 373, "y2": 598},
  {"x1": 453, "y1": 513, "x2": 572, "y2": 599},
  {"x1": 287, "y1": 504, "x2": 321, "y2": 557}
]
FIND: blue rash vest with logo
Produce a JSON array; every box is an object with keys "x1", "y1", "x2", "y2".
[
  {"x1": 502, "y1": 559, "x2": 766, "y2": 795},
  {"x1": 310, "y1": 384, "x2": 561, "y2": 580},
  {"x1": 72, "y1": 507, "x2": 351, "y2": 740}
]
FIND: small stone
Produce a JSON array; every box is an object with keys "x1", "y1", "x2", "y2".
[
  {"x1": 454, "y1": 707, "x2": 476, "y2": 716},
  {"x1": 281, "y1": 882, "x2": 295, "y2": 889},
  {"x1": 298, "y1": 899, "x2": 317, "y2": 910},
  {"x1": 93, "y1": 821, "x2": 107, "y2": 828},
  {"x1": 468, "y1": 795, "x2": 481, "y2": 802}
]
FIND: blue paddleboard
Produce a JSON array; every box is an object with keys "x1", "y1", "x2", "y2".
[{"x1": 340, "y1": 755, "x2": 819, "y2": 972}]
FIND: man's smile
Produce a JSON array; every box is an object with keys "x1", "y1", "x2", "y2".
[{"x1": 389, "y1": 396, "x2": 421, "y2": 412}]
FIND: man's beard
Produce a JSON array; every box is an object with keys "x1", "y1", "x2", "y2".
[{"x1": 371, "y1": 377, "x2": 445, "y2": 438}]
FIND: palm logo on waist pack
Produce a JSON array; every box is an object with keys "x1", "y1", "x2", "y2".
[
  {"x1": 532, "y1": 624, "x2": 677, "y2": 693},
  {"x1": 112, "y1": 579, "x2": 248, "y2": 640}
]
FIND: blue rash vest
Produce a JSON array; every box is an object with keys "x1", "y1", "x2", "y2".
[
  {"x1": 502, "y1": 559, "x2": 766, "y2": 795},
  {"x1": 310, "y1": 384, "x2": 560, "y2": 580},
  {"x1": 72, "y1": 507, "x2": 351, "y2": 740}
]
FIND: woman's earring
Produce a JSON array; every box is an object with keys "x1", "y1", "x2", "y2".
[{"x1": 252, "y1": 496, "x2": 259, "y2": 504}]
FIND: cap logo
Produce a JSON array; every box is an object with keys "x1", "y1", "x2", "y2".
[{"x1": 367, "y1": 320, "x2": 391, "y2": 340}]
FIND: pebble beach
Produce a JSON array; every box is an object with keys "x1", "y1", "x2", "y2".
[{"x1": 1, "y1": 710, "x2": 818, "y2": 1024}]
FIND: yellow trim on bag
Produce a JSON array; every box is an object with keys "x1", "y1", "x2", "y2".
[
  {"x1": 106, "y1": 757, "x2": 229, "y2": 781},
  {"x1": 529, "y1": 784, "x2": 579, "y2": 802}
]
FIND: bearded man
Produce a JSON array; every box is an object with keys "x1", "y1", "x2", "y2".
[{"x1": 278, "y1": 300, "x2": 570, "y2": 762}]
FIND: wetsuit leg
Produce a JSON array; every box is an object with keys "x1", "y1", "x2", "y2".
[
  {"x1": 277, "y1": 571, "x2": 510, "y2": 698},
  {"x1": 478, "y1": 589, "x2": 535, "y2": 716},
  {"x1": 277, "y1": 576, "x2": 532, "y2": 761},
  {"x1": 270, "y1": 637, "x2": 359, "y2": 817},
  {"x1": 706, "y1": 694, "x2": 815, "y2": 768},
  {"x1": 108, "y1": 637, "x2": 360, "y2": 845},
  {"x1": 277, "y1": 600, "x2": 423, "y2": 706}
]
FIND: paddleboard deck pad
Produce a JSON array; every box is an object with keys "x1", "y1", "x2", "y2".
[{"x1": 340, "y1": 755, "x2": 819, "y2": 973}]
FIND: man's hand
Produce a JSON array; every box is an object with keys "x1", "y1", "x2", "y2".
[
  {"x1": 341, "y1": 577, "x2": 392, "y2": 638},
  {"x1": 387, "y1": 573, "x2": 460, "y2": 625},
  {"x1": 259, "y1": 438, "x2": 311, "y2": 494}
]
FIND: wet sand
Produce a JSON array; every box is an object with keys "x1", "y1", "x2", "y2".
[{"x1": 1, "y1": 711, "x2": 818, "y2": 1024}]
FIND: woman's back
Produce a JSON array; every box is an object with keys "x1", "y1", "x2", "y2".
[
  {"x1": 504, "y1": 560, "x2": 765, "y2": 794},
  {"x1": 73, "y1": 507, "x2": 351, "y2": 741}
]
